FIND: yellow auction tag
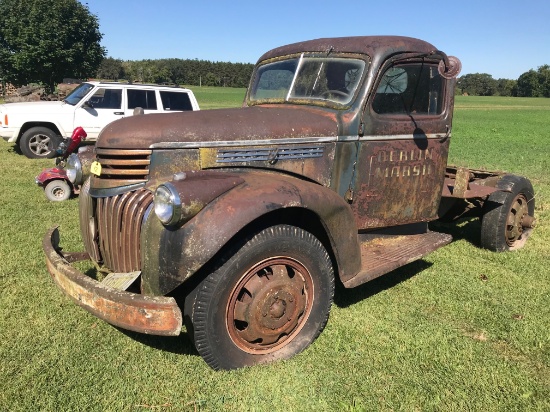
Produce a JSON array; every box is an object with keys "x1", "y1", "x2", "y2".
[{"x1": 90, "y1": 161, "x2": 102, "y2": 176}]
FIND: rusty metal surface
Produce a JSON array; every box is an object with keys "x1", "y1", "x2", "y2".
[
  {"x1": 79, "y1": 177, "x2": 153, "y2": 273},
  {"x1": 441, "y1": 166, "x2": 505, "y2": 198},
  {"x1": 73, "y1": 36, "x2": 465, "y2": 300},
  {"x1": 79, "y1": 178, "x2": 101, "y2": 263},
  {"x1": 199, "y1": 143, "x2": 336, "y2": 187},
  {"x1": 140, "y1": 169, "x2": 361, "y2": 296},
  {"x1": 149, "y1": 171, "x2": 245, "y2": 222},
  {"x1": 350, "y1": 138, "x2": 449, "y2": 228},
  {"x1": 226, "y1": 257, "x2": 313, "y2": 353},
  {"x1": 344, "y1": 230, "x2": 452, "y2": 288},
  {"x1": 441, "y1": 178, "x2": 499, "y2": 198},
  {"x1": 97, "y1": 188, "x2": 153, "y2": 273},
  {"x1": 257, "y1": 36, "x2": 437, "y2": 64},
  {"x1": 43, "y1": 227, "x2": 182, "y2": 336},
  {"x1": 90, "y1": 148, "x2": 152, "y2": 190},
  {"x1": 97, "y1": 105, "x2": 338, "y2": 150}
]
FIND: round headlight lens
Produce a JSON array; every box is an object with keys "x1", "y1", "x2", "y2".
[
  {"x1": 154, "y1": 183, "x2": 181, "y2": 225},
  {"x1": 66, "y1": 153, "x2": 82, "y2": 184}
]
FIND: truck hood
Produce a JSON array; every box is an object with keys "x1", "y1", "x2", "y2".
[
  {"x1": 97, "y1": 105, "x2": 339, "y2": 149},
  {"x1": 0, "y1": 100, "x2": 67, "y2": 114}
]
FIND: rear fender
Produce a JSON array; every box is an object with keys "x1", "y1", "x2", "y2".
[{"x1": 141, "y1": 170, "x2": 361, "y2": 295}]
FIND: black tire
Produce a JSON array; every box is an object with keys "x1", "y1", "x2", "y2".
[
  {"x1": 186, "y1": 225, "x2": 334, "y2": 370},
  {"x1": 480, "y1": 175, "x2": 535, "y2": 252},
  {"x1": 20, "y1": 127, "x2": 60, "y2": 159},
  {"x1": 44, "y1": 180, "x2": 72, "y2": 201}
]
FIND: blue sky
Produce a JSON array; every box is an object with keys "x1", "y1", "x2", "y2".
[{"x1": 86, "y1": 0, "x2": 550, "y2": 80}]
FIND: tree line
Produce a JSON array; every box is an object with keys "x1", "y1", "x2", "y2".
[
  {"x1": 456, "y1": 65, "x2": 550, "y2": 97},
  {"x1": 1, "y1": 0, "x2": 548, "y2": 97},
  {"x1": 96, "y1": 57, "x2": 254, "y2": 88}
]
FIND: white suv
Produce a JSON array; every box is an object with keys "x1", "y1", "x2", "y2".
[{"x1": 0, "y1": 82, "x2": 200, "y2": 158}]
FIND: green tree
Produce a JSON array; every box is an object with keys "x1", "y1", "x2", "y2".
[
  {"x1": 536, "y1": 64, "x2": 550, "y2": 97},
  {"x1": 517, "y1": 69, "x2": 541, "y2": 97},
  {"x1": 496, "y1": 78, "x2": 517, "y2": 97},
  {"x1": 96, "y1": 57, "x2": 124, "y2": 80},
  {"x1": 0, "y1": 0, "x2": 106, "y2": 94},
  {"x1": 159, "y1": 58, "x2": 186, "y2": 85},
  {"x1": 457, "y1": 73, "x2": 498, "y2": 96}
]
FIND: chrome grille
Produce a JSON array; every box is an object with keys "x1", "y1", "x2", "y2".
[
  {"x1": 80, "y1": 180, "x2": 153, "y2": 273},
  {"x1": 216, "y1": 145, "x2": 324, "y2": 163},
  {"x1": 95, "y1": 148, "x2": 152, "y2": 185}
]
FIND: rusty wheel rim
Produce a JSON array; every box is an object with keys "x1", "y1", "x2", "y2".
[
  {"x1": 226, "y1": 257, "x2": 314, "y2": 354},
  {"x1": 505, "y1": 193, "x2": 529, "y2": 247}
]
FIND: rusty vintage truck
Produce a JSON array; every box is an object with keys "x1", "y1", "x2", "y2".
[{"x1": 44, "y1": 36, "x2": 536, "y2": 370}]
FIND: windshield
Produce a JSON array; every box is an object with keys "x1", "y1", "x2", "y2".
[
  {"x1": 64, "y1": 83, "x2": 95, "y2": 105},
  {"x1": 249, "y1": 55, "x2": 366, "y2": 107}
]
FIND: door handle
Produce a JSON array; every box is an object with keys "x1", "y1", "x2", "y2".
[{"x1": 114, "y1": 112, "x2": 124, "y2": 115}]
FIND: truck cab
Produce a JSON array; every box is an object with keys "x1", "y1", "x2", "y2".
[{"x1": 44, "y1": 36, "x2": 535, "y2": 370}]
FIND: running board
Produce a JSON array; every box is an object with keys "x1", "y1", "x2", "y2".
[{"x1": 343, "y1": 230, "x2": 452, "y2": 288}]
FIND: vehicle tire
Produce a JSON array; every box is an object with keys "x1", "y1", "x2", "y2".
[
  {"x1": 20, "y1": 127, "x2": 60, "y2": 159},
  {"x1": 480, "y1": 175, "x2": 535, "y2": 252},
  {"x1": 186, "y1": 224, "x2": 334, "y2": 370},
  {"x1": 44, "y1": 180, "x2": 72, "y2": 201}
]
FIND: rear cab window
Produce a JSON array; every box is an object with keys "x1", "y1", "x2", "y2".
[{"x1": 372, "y1": 62, "x2": 444, "y2": 115}]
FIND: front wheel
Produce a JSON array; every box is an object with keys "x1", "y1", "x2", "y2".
[
  {"x1": 480, "y1": 175, "x2": 535, "y2": 251},
  {"x1": 44, "y1": 180, "x2": 72, "y2": 201},
  {"x1": 20, "y1": 127, "x2": 60, "y2": 159},
  {"x1": 186, "y1": 225, "x2": 334, "y2": 370}
]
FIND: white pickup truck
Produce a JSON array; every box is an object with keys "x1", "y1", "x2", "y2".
[{"x1": 0, "y1": 81, "x2": 200, "y2": 158}]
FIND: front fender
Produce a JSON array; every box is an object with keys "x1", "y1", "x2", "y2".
[{"x1": 141, "y1": 170, "x2": 361, "y2": 295}]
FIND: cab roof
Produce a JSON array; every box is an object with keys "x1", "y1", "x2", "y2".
[{"x1": 257, "y1": 36, "x2": 438, "y2": 63}]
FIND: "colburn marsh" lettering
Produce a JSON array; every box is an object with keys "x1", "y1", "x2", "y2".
[{"x1": 372, "y1": 149, "x2": 433, "y2": 178}]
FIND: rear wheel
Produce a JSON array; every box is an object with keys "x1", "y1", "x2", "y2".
[
  {"x1": 20, "y1": 127, "x2": 60, "y2": 159},
  {"x1": 186, "y1": 225, "x2": 334, "y2": 370},
  {"x1": 480, "y1": 175, "x2": 535, "y2": 251},
  {"x1": 44, "y1": 180, "x2": 71, "y2": 201}
]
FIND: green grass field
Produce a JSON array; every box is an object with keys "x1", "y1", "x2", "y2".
[{"x1": 0, "y1": 91, "x2": 548, "y2": 411}]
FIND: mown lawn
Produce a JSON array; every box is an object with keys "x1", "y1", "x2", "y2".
[{"x1": 0, "y1": 92, "x2": 548, "y2": 411}]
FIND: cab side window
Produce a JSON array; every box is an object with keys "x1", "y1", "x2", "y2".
[
  {"x1": 160, "y1": 91, "x2": 193, "y2": 111},
  {"x1": 88, "y1": 88, "x2": 122, "y2": 109},
  {"x1": 127, "y1": 89, "x2": 158, "y2": 110},
  {"x1": 372, "y1": 63, "x2": 443, "y2": 115}
]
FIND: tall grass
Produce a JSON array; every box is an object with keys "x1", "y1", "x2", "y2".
[{"x1": 0, "y1": 91, "x2": 548, "y2": 411}]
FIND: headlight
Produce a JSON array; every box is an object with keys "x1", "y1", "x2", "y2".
[
  {"x1": 66, "y1": 153, "x2": 82, "y2": 184},
  {"x1": 154, "y1": 183, "x2": 182, "y2": 226}
]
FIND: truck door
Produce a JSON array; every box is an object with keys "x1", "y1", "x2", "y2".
[
  {"x1": 74, "y1": 87, "x2": 124, "y2": 139},
  {"x1": 349, "y1": 57, "x2": 453, "y2": 229}
]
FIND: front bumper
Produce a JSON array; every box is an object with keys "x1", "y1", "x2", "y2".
[
  {"x1": 43, "y1": 227, "x2": 183, "y2": 336},
  {"x1": 0, "y1": 128, "x2": 19, "y2": 142}
]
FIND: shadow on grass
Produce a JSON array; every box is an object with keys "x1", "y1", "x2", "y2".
[
  {"x1": 334, "y1": 217, "x2": 483, "y2": 309},
  {"x1": 7, "y1": 144, "x2": 22, "y2": 156},
  {"x1": 334, "y1": 260, "x2": 432, "y2": 308},
  {"x1": 116, "y1": 327, "x2": 199, "y2": 357},
  {"x1": 82, "y1": 267, "x2": 200, "y2": 358},
  {"x1": 430, "y1": 216, "x2": 482, "y2": 249}
]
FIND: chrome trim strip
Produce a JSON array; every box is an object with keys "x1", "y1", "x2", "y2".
[
  {"x1": 360, "y1": 133, "x2": 449, "y2": 141},
  {"x1": 149, "y1": 133, "x2": 448, "y2": 149},
  {"x1": 150, "y1": 136, "x2": 338, "y2": 149}
]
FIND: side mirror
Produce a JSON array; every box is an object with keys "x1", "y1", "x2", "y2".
[{"x1": 83, "y1": 100, "x2": 93, "y2": 109}]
